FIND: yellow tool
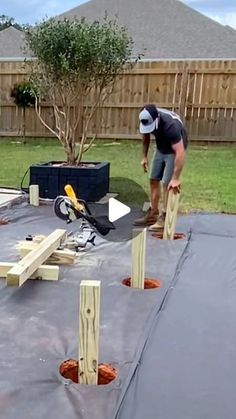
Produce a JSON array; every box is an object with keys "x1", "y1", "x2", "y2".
[
  {"x1": 54, "y1": 184, "x2": 115, "y2": 236},
  {"x1": 64, "y1": 184, "x2": 84, "y2": 212}
]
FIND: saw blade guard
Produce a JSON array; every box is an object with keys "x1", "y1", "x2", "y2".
[{"x1": 54, "y1": 196, "x2": 76, "y2": 221}]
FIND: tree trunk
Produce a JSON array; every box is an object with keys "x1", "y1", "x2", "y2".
[
  {"x1": 65, "y1": 143, "x2": 77, "y2": 165},
  {"x1": 22, "y1": 107, "x2": 26, "y2": 144}
]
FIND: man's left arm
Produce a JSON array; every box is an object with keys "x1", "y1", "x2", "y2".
[{"x1": 168, "y1": 139, "x2": 186, "y2": 192}]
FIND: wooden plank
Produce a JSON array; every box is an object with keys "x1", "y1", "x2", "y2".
[
  {"x1": 17, "y1": 239, "x2": 77, "y2": 265},
  {"x1": 188, "y1": 70, "x2": 236, "y2": 75},
  {"x1": 0, "y1": 70, "x2": 27, "y2": 75},
  {"x1": 131, "y1": 228, "x2": 146, "y2": 289},
  {"x1": 172, "y1": 72, "x2": 179, "y2": 111},
  {"x1": 1, "y1": 101, "x2": 186, "y2": 109},
  {"x1": 85, "y1": 102, "x2": 180, "y2": 108},
  {"x1": 0, "y1": 262, "x2": 59, "y2": 281},
  {"x1": 127, "y1": 68, "x2": 184, "y2": 74},
  {"x1": 6, "y1": 229, "x2": 66, "y2": 286},
  {"x1": 178, "y1": 63, "x2": 189, "y2": 122},
  {"x1": 163, "y1": 190, "x2": 180, "y2": 240},
  {"x1": 188, "y1": 104, "x2": 236, "y2": 109},
  {"x1": 0, "y1": 103, "x2": 18, "y2": 107},
  {"x1": 18, "y1": 245, "x2": 76, "y2": 265},
  {"x1": 79, "y1": 280, "x2": 101, "y2": 385},
  {"x1": 0, "y1": 131, "x2": 55, "y2": 138}
]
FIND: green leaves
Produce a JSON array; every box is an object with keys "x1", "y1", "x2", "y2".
[
  {"x1": 11, "y1": 81, "x2": 36, "y2": 108},
  {"x1": 0, "y1": 14, "x2": 24, "y2": 31},
  {"x1": 25, "y1": 18, "x2": 133, "y2": 86},
  {"x1": 24, "y1": 17, "x2": 136, "y2": 164}
]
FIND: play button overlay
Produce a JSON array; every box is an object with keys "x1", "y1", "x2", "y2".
[
  {"x1": 92, "y1": 177, "x2": 149, "y2": 243},
  {"x1": 108, "y1": 198, "x2": 131, "y2": 222}
]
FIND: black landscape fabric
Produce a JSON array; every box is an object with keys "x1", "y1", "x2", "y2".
[{"x1": 0, "y1": 203, "x2": 236, "y2": 419}]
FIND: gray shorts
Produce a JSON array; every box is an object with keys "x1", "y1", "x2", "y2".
[{"x1": 150, "y1": 151, "x2": 175, "y2": 185}]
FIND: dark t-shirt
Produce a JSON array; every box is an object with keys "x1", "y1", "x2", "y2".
[{"x1": 152, "y1": 108, "x2": 188, "y2": 154}]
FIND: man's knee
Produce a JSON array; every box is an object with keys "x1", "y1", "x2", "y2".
[{"x1": 150, "y1": 179, "x2": 160, "y2": 188}]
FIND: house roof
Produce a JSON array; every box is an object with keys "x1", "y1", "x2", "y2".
[
  {"x1": 57, "y1": 0, "x2": 236, "y2": 59},
  {"x1": 0, "y1": 26, "x2": 32, "y2": 59}
]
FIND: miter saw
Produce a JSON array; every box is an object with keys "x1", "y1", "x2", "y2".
[{"x1": 54, "y1": 184, "x2": 115, "y2": 250}]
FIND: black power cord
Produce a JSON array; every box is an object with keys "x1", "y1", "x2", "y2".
[{"x1": 20, "y1": 166, "x2": 31, "y2": 193}]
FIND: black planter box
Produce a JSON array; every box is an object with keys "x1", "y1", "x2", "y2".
[{"x1": 29, "y1": 161, "x2": 110, "y2": 202}]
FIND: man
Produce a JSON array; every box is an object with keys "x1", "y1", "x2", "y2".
[{"x1": 134, "y1": 104, "x2": 188, "y2": 230}]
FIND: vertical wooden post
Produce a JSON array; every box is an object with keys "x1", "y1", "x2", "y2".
[
  {"x1": 131, "y1": 228, "x2": 146, "y2": 289},
  {"x1": 29, "y1": 185, "x2": 39, "y2": 206},
  {"x1": 163, "y1": 189, "x2": 180, "y2": 240},
  {"x1": 79, "y1": 280, "x2": 101, "y2": 385}
]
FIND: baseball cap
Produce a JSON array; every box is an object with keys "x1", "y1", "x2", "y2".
[{"x1": 139, "y1": 104, "x2": 159, "y2": 134}]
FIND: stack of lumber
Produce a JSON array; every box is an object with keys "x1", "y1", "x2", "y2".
[{"x1": 0, "y1": 229, "x2": 77, "y2": 287}]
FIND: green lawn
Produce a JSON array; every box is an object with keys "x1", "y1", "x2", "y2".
[{"x1": 0, "y1": 139, "x2": 236, "y2": 213}]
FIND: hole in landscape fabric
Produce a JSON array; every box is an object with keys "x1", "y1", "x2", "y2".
[
  {"x1": 122, "y1": 278, "x2": 162, "y2": 289},
  {"x1": 59, "y1": 359, "x2": 117, "y2": 385}
]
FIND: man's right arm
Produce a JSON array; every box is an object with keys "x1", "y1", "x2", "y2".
[{"x1": 141, "y1": 134, "x2": 150, "y2": 172}]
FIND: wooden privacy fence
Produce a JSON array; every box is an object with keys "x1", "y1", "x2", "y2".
[{"x1": 0, "y1": 59, "x2": 235, "y2": 141}]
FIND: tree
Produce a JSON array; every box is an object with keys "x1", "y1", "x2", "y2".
[
  {"x1": 11, "y1": 81, "x2": 36, "y2": 142},
  {"x1": 0, "y1": 15, "x2": 23, "y2": 31},
  {"x1": 24, "y1": 18, "x2": 135, "y2": 165}
]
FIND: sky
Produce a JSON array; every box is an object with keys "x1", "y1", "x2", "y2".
[{"x1": 1, "y1": 0, "x2": 236, "y2": 29}]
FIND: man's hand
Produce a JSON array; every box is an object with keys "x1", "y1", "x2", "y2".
[
  {"x1": 168, "y1": 178, "x2": 181, "y2": 194},
  {"x1": 141, "y1": 157, "x2": 148, "y2": 172}
]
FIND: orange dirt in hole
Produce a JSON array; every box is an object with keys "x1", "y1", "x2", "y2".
[
  {"x1": 59, "y1": 359, "x2": 117, "y2": 385},
  {"x1": 152, "y1": 232, "x2": 186, "y2": 240},
  {"x1": 122, "y1": 278, "x2": 162, "y2": 289}
]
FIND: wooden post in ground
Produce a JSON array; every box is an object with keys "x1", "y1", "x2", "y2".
[
  {"x1": 131, "y1": 228, "x2": 146, "y2": 289},
  {"x1": 79, "y1": 280, "x2": 101, "y2": 385},
  {"x1": 29, "y1": 185, "x2": 39, "y2": 206},
  {"x1": 163, "y1": 189, "x2": 180, "y2": 240}
]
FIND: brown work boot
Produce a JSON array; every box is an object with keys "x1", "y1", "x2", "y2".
[
  {"x1": 133, "y1": 207, "x2": 158, "y2": 226},
  {"x1": 148, "y1": 212, "x2": 166, "y2": 231}
]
